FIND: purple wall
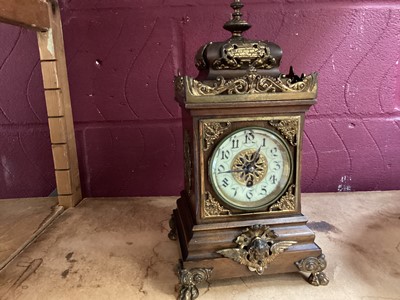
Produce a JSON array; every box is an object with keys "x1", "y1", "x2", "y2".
[{"x1": 0, "y1": 0, "x2": 399, "y2": 199}]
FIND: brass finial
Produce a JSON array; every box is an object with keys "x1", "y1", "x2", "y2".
[{"x1": 223, "y1": 0, "x2": 251, "y2": 37}]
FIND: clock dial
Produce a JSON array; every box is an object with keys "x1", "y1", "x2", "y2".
[{"x1": 209, "y1": 127, "x2": 292, "y2": 210}]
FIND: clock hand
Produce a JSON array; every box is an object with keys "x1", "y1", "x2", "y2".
[
  {"x1": 218, "y1": 169, "x2": 243, "y2": 174},
  {"x1": 251, "y1": 146, "x2": 262, "y2": 164},
  {"x1": 244, "y1": 147, "x2": 262, "y2": 188},
  {"x1": 219, "y1": 168, "x2": 254, "y2": 187}
]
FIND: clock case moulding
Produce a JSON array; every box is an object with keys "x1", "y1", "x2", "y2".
[{"x1": 169, "y1": 1, "x2": 329, "y2": 298}]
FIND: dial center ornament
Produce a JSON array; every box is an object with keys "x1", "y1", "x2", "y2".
[
  {"x1": 209, "y1": 127, "x2": 292, "y2": 210},
  {"x1": 231, "y1": 148, "x2": 267, "y2": 187}
]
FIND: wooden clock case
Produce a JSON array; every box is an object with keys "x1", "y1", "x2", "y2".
[{"x1": 169, "y1": 1, "x2": 328, "y2": 298}]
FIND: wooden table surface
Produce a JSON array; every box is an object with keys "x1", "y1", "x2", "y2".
[{"x1": 1, "y1": 191, "x2": 399, "y2": 300}]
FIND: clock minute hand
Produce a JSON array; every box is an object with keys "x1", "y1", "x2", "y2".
[{"x1": 251, "y1": 146, "x2": 262, "y2": 163}]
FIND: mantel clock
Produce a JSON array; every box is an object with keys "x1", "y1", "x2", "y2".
[{"x1": 169, "y1": 1, "x2": 329, "y2": 298}]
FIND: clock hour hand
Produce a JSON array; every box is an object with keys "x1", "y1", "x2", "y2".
[
  {"x1": 218, "y1": 169, "x2": 243, "y2": 174},
  {"x1": 218, "y1": 168, "x2": 254, "y2": 187}
]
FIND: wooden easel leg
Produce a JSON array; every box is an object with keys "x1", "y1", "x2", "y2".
[{"x1": 36, "y1": 0, "x2": 82, "y2": 207}]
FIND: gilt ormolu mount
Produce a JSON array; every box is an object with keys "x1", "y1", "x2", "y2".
[{"x1": 169, "y1": 1, "x2": 329, "y2": 299}]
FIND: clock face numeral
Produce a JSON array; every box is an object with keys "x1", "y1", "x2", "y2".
[
  {"x1": 246, "y1": 190, "x2": 254, "y2": 200},
  {"x1": 231, "y1": 186, "x2": 239, "y2": 197},
  {"x1": 222, "y1": 178, "x2": 230, "y2": 188},
  {"x1": 272, "y1": 161, "x2": 281, "y2": 171},
  {"x1": 269, "y1": 147, "x2": 278, "y2": 157},
  {"x1": 245, "y1": 130, "x2": 255, "y2": 144},
  {"x1": 269, "y1": 174, "x2": 278, "y2": 185},
  {"x1": 262, "y1": 138, "x2": 266, "y2": 147},
  {"x1": 220, "y1": 149, "x2": 231, "y2": 160},
  {"x1": 217, "y1": 164, "x2": 226, "y2": 173},
  {"x1": 231, "y1": 137, "x2": 240, "y2": 149},
  {"x1": 260, "y1": 185, "x2": 268, "y2": 196},
  {"x1": 209, "y1": 127, "x2": 292, "y2": 210}
]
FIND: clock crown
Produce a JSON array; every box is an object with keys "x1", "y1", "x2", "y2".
[{"x1": 195, "y1": 0, "x2": 283, "y2": 80}]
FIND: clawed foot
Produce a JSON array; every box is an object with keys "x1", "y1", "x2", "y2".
[
  {"x1": 308, "y1": 271, "x2": 329, "y2": 286},
  {"x1": 177, "y1": 268, "x2": 213, "y2": 300},
  {"x1": 295, "y1": 254, "x2": 329, "y2": 286},
  {"x1": 178, "y1": 284, "x2": 199, "y2": 300},
  {"x1": 168, "y1": 214, "x2": 177, "y2": 241}
]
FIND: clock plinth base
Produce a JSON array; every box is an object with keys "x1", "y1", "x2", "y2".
[{"x1": 170, "y1": 195, "x2": 329, "y2": 298}]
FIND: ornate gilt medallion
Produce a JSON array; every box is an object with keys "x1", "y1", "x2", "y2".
[
  {"x1": 231, "y1": 149, "x2": 268, "y2": 186},
  {"x1": 217, "y1": 225, "x2": 297, "y2": 275}
]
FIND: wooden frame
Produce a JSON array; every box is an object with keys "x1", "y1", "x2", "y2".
[
  {"x1": 0, "y1": 0, "x2": 50, "y2": 31},
  {"x1": 0, "y1": 0, "x2": 82, "y2": 207}
]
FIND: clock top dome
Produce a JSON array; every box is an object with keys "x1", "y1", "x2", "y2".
[{"x1": 195, "y1": 0, "x2": 283, "y2": 80}]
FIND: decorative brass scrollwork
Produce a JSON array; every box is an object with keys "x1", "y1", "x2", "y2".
[
  {"x1": 204, "y1": 192, "x2": 231, "y2": 217},
  {"x1": 212, "y1": 41, "x2": 276, "y2": 70},
  {"x1": 202, "y1": 121, "x2": 231, "y2": 151},
  {"x1": 269, "y1": 184, "x2": 296, "y2": 212},
  {"x1": 188, "y1": 70, "x2": 317, "y2": 96},
  {"x1": 269, "y1": 119, "x2": 299, "y2": 146}
]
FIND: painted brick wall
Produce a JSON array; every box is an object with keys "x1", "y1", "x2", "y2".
[{"x1": 0, "y1": 0, "x2": 399, "y2": 198}]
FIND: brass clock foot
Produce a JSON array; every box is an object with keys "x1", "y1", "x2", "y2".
[
  {"x1": 177, "y1": 267, "x2": 213, "y2": 300},
  {"x1": 307, "y1": 270, "x2": 329, "y2": 286},
  {"x1": 168, "y1": 214, "x2": 177, "y2": 241},
  {"x1": 295, "y1": 254, "x2": 329, "y2": 286}
]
